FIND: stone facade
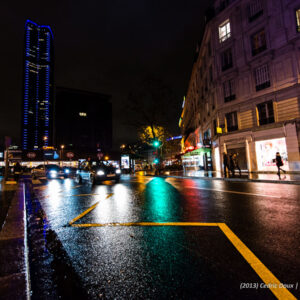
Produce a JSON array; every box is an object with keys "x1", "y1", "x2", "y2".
[{"x1": 180, "y1": 0, "x2": 300, "y2": 172}]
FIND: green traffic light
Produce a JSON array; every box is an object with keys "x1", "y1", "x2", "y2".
[
  {"x1": 153, "y1": 140, "x2": 160, "y2": 147},
  {"x1": 154, "y1": 158, "x2": 159, "y2": 164}
]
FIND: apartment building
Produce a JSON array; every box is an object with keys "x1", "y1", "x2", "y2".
[{"x1": 180, "y1": 0, "x2": 300, "y2": 173}]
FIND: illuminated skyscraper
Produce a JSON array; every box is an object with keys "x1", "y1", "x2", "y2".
[{"x1": 22, "y1": 20, "x2": 54, "y2": 150}]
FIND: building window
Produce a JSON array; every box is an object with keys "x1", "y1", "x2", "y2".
[
  {"x1": 296, "y1": 9, "x2": 300, "y2": 32},
  {"x1": 219, "y1": 19, "x2": 231, "y2": 43},
  {"x1": 257, "y1": 101, "x2": 274, "y2": 125},
  {"x1": 248, "y1": 0, "x2": 263, "y2": 22},
  {"x1": 251, "y1": 29, "x2": 267, "y2": 56},
  {"x1": 221, "y1": 48, "x2": 233, "y2": 71},
  {"x1": 223, "y1": 79, "x2": 236, "y2": 102},
  {"x1": 225, "y1": 111, "x2": 238, "y2": 132},
  {"x1": 254, "y1": 64, "x2": 270, "y2": 91}
]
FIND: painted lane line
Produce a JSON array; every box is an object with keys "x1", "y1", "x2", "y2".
[
  {"x1": 188, "y1": 187, "x2": 281, "y2": 198},
  {"x1": 23, "y1": 184, "x2": 31, "y2": 300},
  {"x1": 218, "y1": 223, "x2": 296, "y2": 300},
  {"x1": 71, "y1": 222, "x2": 218, "y2": 227},
  {"x1": 70, "y1": 221, "x2": 296, "y2": 299},
  {"x1": 71, "y1": 193, "x2": 101, "y2": 197},
  {"x1": 71, "y1": 185, "x2": 81, "y2": 189},
  {"x1": 68, "y1": 193, "x2": 113, "y2": 225}
]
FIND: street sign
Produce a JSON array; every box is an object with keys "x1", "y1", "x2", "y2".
[
  {"x1": 216, "y1": 127, "x2": 222, "y2": 134},
  {"x1": 66, "y1": 152, "x2": 74, "y2": 159},
  {"x1": 27, "y1": 152, "x2": 36, "y2": 159}
]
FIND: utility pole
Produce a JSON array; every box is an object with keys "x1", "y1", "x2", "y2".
[{"x1": 4, "y1": 136, "x2": 11, "y2": 182}]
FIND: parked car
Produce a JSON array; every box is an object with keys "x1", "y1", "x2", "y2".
[
  {"x1": 31, "y1": 164, "x2": 68, "y2": 179},
  {"x1": 76, "y1": 160, "x2": 121, "y2": 184}
]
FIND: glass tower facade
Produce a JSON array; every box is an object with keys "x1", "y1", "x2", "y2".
[{"x1": 22, "y1": 20, "x2": 54, "y2": 150}]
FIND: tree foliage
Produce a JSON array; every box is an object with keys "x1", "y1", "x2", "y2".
[{"x1": 124, "y1": 76, "x2": 178, "y2": 140}]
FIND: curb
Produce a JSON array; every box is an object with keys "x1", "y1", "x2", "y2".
[
  {"x1": 143, "y1": 174, "x2": 300, "y2": 185},
  {"x1": 0, "y1": 182, "x2": 30, "y2": 300}
]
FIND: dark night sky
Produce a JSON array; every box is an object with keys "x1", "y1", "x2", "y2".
[{"x1": 0, "y1": 0, "x2": 212, "y2": 148}]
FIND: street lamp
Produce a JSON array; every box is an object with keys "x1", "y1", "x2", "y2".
[{"x1": 60, "y1": 145, "x2": 65, "y2": 165}]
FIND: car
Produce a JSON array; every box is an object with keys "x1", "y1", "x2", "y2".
[
  {"x1": 76, "y1": 160, "x2": 121, "y2": 185},
  {"x1": 31, "y1": 164, "x2": 68, "y2": 179}
]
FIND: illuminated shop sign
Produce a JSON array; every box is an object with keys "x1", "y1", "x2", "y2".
[
  {"x1": 255, "y1": 138, "x2": 288, "y2": 171},
  {"x1": 121, "y1": 155, "x2": 130, "y2": 169}
]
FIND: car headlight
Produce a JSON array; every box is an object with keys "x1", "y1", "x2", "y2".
[
  {"x1": 97, "y1": 170, "x2": 105, "y2": 176},
  {"x1": 116, "y1": 169, "x2": 121, "y2": 174},
  {"x1": 64, "y1": 169, "x2": 70, "y2": 174},
  {"x1": 50, "y1": 170, "x2": 57, "y2": 178}
]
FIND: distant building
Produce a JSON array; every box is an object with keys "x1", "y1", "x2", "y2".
[
  {"x1": 22, "y1": 20, "x2": 54, "y2": 150},
  {"x1": 55, "y1": 87, "x2": 112, "y2": 155},
  {"x1": 180, "y1": 0, "x2": 300, "y2": 173}
]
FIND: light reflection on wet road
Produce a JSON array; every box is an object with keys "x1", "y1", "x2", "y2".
[{"x1": 33, "y1": 175, "x2": 300, "y2": 299}]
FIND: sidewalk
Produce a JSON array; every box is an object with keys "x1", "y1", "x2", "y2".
[
  {"x1": 0, "y1": 180, "x2": 29, "y2": 300},
  {"x1": 136, "y1": 170, "x2": 300, "y2": 184}
]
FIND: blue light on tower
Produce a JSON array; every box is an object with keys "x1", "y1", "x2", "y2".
[{"x1": 22, "y1": 20, "x2": 53, "y2": 150}]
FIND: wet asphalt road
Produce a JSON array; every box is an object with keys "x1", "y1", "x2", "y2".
[{"x1": 31, "y1": 175, "x2": 300, "y2": 299}]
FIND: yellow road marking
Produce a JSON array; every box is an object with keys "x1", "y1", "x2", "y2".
[
  {"x1": 218, "y1": 223, "x2": 296, "y2": 300},
  {"x1": 70, "y1": 220, "x2": 296, "y2": 299},
  {"x1": 71, "y1": 185, "x2": 81, "y2": 189},
  {"x1": 71, "y1": 222, "x2": 218, "y2": 227},
  {"x1": 68, "y1": 193, "x2": 113, "y2": 225},
  {"x1": 72, "y1": 193, "x2": 101, "y2": 197}
]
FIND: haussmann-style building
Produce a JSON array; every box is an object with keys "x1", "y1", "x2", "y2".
[{"x1": 180, "y1": 0, "x2": 300, "y2": 173}]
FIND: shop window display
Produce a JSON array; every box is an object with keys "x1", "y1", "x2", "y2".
[{"x1": 255, "y1": 138, "x2": 288, "y2": 171}]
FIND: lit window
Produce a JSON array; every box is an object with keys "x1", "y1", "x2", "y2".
[
  {"x1": 296, "y1": 9, "x2": 300, "y2": 32},
  {"x1": 219, "y1": 19, "x2": 231, "y2": 43},
  {"x1": 254, "y1": 64, "x2": 270, "y2": 91},
  {"x1": 79, "y1": 112, "x2": 87, "y2": 117}
]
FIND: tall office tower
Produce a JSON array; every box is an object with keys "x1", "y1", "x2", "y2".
[{"x1": 22, "y1": 20, "x2": 54, "y2": 150}]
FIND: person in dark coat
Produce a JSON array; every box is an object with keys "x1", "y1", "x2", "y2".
[
  {"x1": 275, "y1": 152, "x2": 286, "y2": 179},
  {"x1": 223, "y1": 152, "x2": 229, "y2": 177},
  {"x1": 229, "y1": 154, "x2": 235, "y2": 176},
  {"x1": 232, "y1": 153, "x2": 241, "y2": 176}
]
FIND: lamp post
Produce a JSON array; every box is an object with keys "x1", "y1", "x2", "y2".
[
  {"x1": 60, "y1": 145, "x2": 65, "y2": 167},
  {"x1": 43, "y1": 136, "x2": 48, "y2": 167}
]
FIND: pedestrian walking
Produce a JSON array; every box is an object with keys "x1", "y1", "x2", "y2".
[
  {"x1": 275, "y1": 152, "x2": 286, "y2": 179},
  {"x1": 229, "y1": 154, "x2": 235, "y2": 177},
  {"x1": 223, "y1": 152, "x2": 229, "y2": 177},
  {"x1": 232, "y1": 153, "x2": 241, "y2": 176}
]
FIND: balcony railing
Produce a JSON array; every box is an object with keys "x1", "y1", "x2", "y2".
[
  {"x1": 248, "y1": 9, "x2": 263, "y2": 22},
  {"x1": 256, "y1": 81, "x2": 270, "y2": 91},
  {"x1": 224, "y1": 94, "x2": 236, "y2": 103},
  {"x1": 222, "y1": 62, "x2": 233, "y2": 72},
  {"x1": 259, "y1": 116, "x2": 274, "y2": 126},
  {"x1": 252, "y1": 44, "x2": 267, "y2": 56}
]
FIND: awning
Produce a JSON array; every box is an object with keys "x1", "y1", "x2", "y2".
[{"x1": 183, "y1": 147, "x2": 211, "y2": 157}]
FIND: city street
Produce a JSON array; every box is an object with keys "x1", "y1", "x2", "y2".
[{"x1": 28, "y1": 174, "x2": 299, "y2": 299}]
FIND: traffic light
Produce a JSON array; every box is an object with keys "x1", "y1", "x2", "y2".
[
  {"x1": 153, "y1": 140, "x2": 160, "y2": 148},
  {"x1": 154, "y1": 158, "x2": 159, "y2": 164}
]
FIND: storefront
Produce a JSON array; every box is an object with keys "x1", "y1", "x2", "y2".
[
  {"x1": 182, "y1": 147, "x2": 212, "y2": 170},
  {"x1": 255, "y1": 137, "x2": 289, "y2": 172}
]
